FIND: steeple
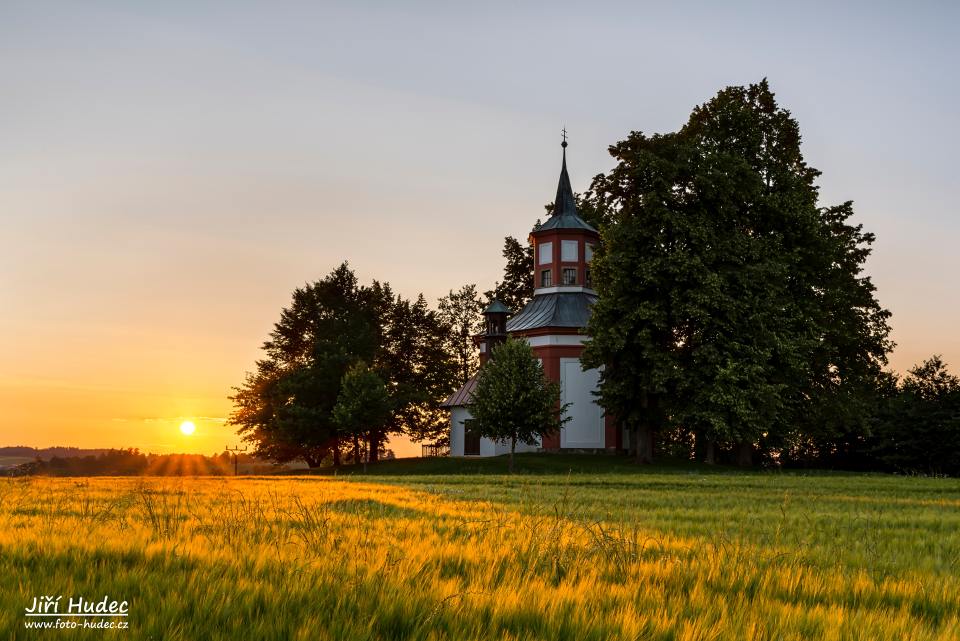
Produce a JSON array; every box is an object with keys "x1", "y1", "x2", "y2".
[
  {"x1": 553, "y1": 129, "x2": 578, "y2": 220},
  {"x1": 536, "y1": 133, "x2": 597, "y2": 233}
]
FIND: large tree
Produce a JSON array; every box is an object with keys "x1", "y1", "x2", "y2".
[
  {"x1": 469, "y1": 339, "x2": 568, "y2": 473},
  {"x1": 580, "y1": 131, "x2": 689, "y2": 463},
  {"x1": 229, "y1": 263, "x2": 377, "y2": 467},
  {"x1": 583, "y1": 80, "x2": 892, "y2": 465},
  {"x1": 229, "y1": 263, "x2": 458, "y2": 467}
]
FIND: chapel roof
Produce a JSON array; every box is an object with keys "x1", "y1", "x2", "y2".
[
  {"x1": 506, "y1": 292, "x2": 597, "y2": 333},
  {"x1": 440, "y1": 372, "x2": 478, "y2": 408}
]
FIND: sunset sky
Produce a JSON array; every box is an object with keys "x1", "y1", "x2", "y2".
[{"x1": 2, "y1": 1, "x2": 958, "y2": 456}]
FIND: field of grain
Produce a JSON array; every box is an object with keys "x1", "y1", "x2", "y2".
[{"x1": 3, "y1": 460, "x2": 959, "y2": 640}]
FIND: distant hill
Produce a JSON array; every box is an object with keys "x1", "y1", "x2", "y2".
[
  {"x1": 0, "y1": 446, "x2": 122, "y2": 471},
  {"x1": 0, "y1": 446, "x2": 113, "y2": 461}
]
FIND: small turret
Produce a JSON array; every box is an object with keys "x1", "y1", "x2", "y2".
[{"x1": 481, "y1": 299, "x2": 511, "y2": 361}]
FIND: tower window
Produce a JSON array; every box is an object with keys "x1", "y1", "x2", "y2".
[
  {"x1": 561, "y1": 240, "x2": 579, "y2": 262},
  {"x1": 538, "y1": 241, "x2": 553, "y2": 265},
  {"x1": 585, "y1": 243, "x2": 595, "y2": 262},
  {"x1": 562, "y1": 268, "x2": 577, "y2": 285},
  {"x1": 585, "y1": 266, "x2": 593, "y2": 288},
  {"x1": 540, "y1": 269, "x2": 553, "y2": 287}
]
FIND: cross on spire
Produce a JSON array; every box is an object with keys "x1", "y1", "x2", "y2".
[{"x1": 561, "y1": 127, "x2": 568, "y2": 148}]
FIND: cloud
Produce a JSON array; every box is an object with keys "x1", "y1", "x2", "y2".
[{"x1": 111, "y1": 416, "x2": 227, "y2": 424}]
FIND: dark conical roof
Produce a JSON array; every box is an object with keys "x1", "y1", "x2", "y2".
[
  {"x1": 483, "y1": 299, "x2": 511, "y2": 315},
  {"x1": 535, "y1": 142, "x2": 597, "y2": 233}
]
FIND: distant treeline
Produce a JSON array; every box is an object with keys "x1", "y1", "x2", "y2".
[
  {"x1": 0, "y1": 446, "x2": 114, "y2": 460},
  {"x1": 2, "y1": 449, "x2": 282, "y2": 477}
]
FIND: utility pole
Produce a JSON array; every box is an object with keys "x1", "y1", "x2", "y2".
[{"x1": 225, "y1": 444, "x2": 247, "y2": 476}]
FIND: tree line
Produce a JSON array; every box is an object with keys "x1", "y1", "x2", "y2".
[{"x1": 230, "y1": 79, "x2": 960, "y2": 475}]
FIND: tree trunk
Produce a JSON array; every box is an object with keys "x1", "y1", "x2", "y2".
[
  {"x1": 509, "y1": 436, "x2": 516, "y2": 474},
  {"x1": 368, "y1": 431, "x2": 379, "y2": 463},
  {"x1": 332, "y1": 440, "x2": 341, "y2": 467},
  {"x1": 353, "y1": 435, "x2": 360, "y2": 464},
  {"x1": 634, "y1": 391, "x2": 654, "y2": 464},
  {"x1": 704, "y1": 440, "x2": 716, "y2": 465},
  {"x1": 636, "y1": 424, "x2": 654, "y2": 464},
  {"x1": 633, "y1": 425, "x2": 642, "y2": 463},
  {"x1": 736, "y1": 441, "x2": 753, "y2": 467},
  {"x1": 694, "y1": 430, "x2": 705, "y2": 462}
]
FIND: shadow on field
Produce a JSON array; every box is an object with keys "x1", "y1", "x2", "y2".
[
  {"x1": 281, "y1": 453, "x2": 788, "y2": 478},
  {"x1": 321, "y1": 498, "x2": 425, "y2": 519}
]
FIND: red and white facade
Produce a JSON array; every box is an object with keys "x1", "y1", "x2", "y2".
[{"x1": 444, "y1": 144, "x2": 622, "y2": 456}]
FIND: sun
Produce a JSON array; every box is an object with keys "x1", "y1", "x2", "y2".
[{"x1": 179, "y1": 420, "x2": 196, "y2": 436}]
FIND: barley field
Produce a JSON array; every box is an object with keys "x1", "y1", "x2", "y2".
[{"x1": 3, "y1": 457, "x2": 959, "y2": 640}]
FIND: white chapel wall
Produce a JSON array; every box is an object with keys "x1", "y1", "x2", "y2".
[
  {"x1": 449, "y1": 407, "x2": 470, "y2": 456},
  {"x1": 559, "y1": 357, "x2": 604, "y2": 449}
]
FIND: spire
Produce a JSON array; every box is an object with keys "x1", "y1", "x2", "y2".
[
  {"x1": 533, "y1": 130, "x2": 598, "y2": 233},
  {"x1": 553, "y1": 129, "x2": 578, "y2": 219}
]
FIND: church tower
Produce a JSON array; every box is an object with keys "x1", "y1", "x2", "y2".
[
  {"x1": 442, "y1": 136, "x2": 621, "y2": 456},
  {"x1": 506, "y1": 138, "x2": 617, "y2": 451}
]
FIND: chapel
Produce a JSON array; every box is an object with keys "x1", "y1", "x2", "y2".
[{"x1": 442, "y1": 140, "x2": 622, "y2": 456}]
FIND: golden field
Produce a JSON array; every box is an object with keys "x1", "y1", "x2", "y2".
[{"x1": 3, "y1": 459, "x2": 959, "y2": 640}]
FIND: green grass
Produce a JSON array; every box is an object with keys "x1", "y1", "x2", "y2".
[
  {"x1": 3, "y1": 455, "x2": 959, "y2": 640},
  {"x1": 297, "y1": 452, "x2": 747, "y2": 476}
]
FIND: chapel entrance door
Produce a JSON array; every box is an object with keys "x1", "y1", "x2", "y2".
[{"x1": 463, "y1": 420, "x2": 481, "y2": 456}]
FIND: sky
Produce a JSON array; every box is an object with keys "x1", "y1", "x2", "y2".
[{"x1": 2, "y1": 1, "x2": 958, "y2": 457}]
